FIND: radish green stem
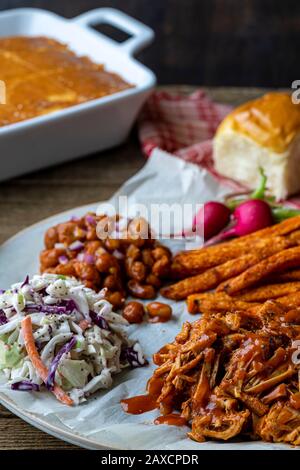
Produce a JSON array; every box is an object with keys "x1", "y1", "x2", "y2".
[
  {"x1": 272, "y1": 207, "x2": 300, "y2": 223},
  {"x1": 226, "y1": 197, "x2": 246, "y2": 211},
  {"x1": 251, "y1": 167, "x2": 267, "y2": 199}
]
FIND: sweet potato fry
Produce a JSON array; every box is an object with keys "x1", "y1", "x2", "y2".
[
  {"x1": 234, "y1": 282, "x2": 300, "y2": 303},
  {"x1": 161, "y1": 255, "x2": 257, "y2": 299},
  {"x1": 161, "y1": 238, "x2": 292, "y2": 300},
  {"x1": 219, "y1": 246, "x2": 300, "y2": 295},
  {"x1": 218, "y1": 216, "x2": 300, "y2": 248},
  {"x1": 175, "y1": 216, "x2": 300, "y2": 273},
  {"x1": 175, "y1": 235, "x2": 292, "y2": 274},
  {"x1": 187, "y1": 292, "x2": 257, "y2": 314},
  {"x1": 169, "y1": 261, "x2": 200, "y2": 279},
  {"x1": 268, "y1": 269, "x2": 300, "y2": 283},
  {"x1": 269, "y1": 291, "x2": 300, "y2": 309},
  {"x1": 286, "y1": 229, "x2": 300, "y2": 244}
]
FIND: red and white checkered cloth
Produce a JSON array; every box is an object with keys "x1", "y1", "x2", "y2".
[{"x1": 138, "y1": 89, "x2": 300, "y2": 206}]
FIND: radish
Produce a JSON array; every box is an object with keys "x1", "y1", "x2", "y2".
[
  {"x1": 193, "y1": 201, "x2": 231, "y2": 240},
  {"x1": 205, "y1": 199, "x2": 273, "y2": 245}
]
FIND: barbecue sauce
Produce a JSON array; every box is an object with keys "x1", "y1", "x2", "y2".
[
  {"x1": 121, "y1": 377, "x2": 163, "y2": 415},
  {"x1": 121, "y1": 394, "x2": 157, "y2": 415},
  {"x1": 154, "y1": 414, "x2": 187, "y2": 427},
  {"x1": 290, "y1": 392, "x2": 300, "y2": 409}
]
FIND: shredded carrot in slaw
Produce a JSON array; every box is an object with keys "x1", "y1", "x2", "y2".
[{"x1": 21, "y1": 316, "x2": 73, "y2": 406}]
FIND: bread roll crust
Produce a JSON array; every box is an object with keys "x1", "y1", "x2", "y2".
[{"x1": 216, "y1": 93, "x2": 300, "y2": 153}]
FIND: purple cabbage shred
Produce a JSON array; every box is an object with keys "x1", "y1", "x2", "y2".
[
  {"x1": 0, "y1": 310, "x2": 7, "y2": 325},
  {"x1": 21, "y1": 275, "x2": 30, "y2": 288},
  {"x1": 121, "y1": 346, "x2": 148, "y2": 368},
  {"x1": 11, "y1": 380, "x2": 40, "y2": 392},
  {"x1": 89, "y1": 310, "x2": 109, "y2": 330},
  {"x1": 25, "y1": 304, "x2": 66, "y2": 314},
  {"x1": 46, "y1": 336, "x2": 76, "y2": 390},
  {"x1": 60, "y1": 299, "x2": 78, "y2": 313},
  {"x1": 25, "y1": 299, "x2": 78, "y2": 315}
]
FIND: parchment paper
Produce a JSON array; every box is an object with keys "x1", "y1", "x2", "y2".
[{"x1": 0, "y1": 150, "x2": 289, "y2": 450}]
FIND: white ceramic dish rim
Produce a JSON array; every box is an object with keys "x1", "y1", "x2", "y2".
[{"x1": 0, "y1": 7, "x2": 156, "y2": 136}]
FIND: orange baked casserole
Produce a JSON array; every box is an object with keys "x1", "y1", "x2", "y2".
[{"x1": 0, "y1": 36, "x2": 132, "y2": 126}]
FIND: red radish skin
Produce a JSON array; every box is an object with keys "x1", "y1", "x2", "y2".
[
  {"x1": 193, "y1": 202, "x2": 231, "y2": 240},
  {"x1": 205, "y1": 199, "x2": 273, "y2": 245}
]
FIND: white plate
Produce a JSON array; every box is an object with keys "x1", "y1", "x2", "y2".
[{"x1": 0, "y1": 203, "x2": 294, "y2": 450}]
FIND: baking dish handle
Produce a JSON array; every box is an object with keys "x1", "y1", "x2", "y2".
[{"x1": 71, "y1": 8, "x2": 154, "y2": 56}]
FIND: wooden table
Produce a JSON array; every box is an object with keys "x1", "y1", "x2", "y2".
[{"x1": 0, "y1": 86, "x2": 269, "y2": 449}]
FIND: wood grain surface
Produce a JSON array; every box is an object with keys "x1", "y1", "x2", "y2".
[{"x1": 0, "y1": 86, "x2": 270, "y2": 450}]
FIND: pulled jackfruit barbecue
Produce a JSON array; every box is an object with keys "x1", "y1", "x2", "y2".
[{"x1": 124, "y1": 299, "x2": 300, "y2": 445}]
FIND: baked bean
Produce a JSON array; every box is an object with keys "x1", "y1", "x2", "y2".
[
  {"x1": 122, "y1": 301, "x2": 144, "y2": 324},
  {"x1": 73, "y1": 261, "x2": 100, "y2": 283},
  {"x1": 127, "y1": 280, "x2": 156, "y2": 299},
  {"x1": 41, "y1": 213, "x2": 174, "y2": 308},
  {"x1": 129, "y1": 261, "x2": 147, "y2": 282},
  {"x1": 108, "y1": 266, "x2": 119, "y2": 276},
  {"x1": 125, "y1": 258, "x2": 146, "y2": 282},
  {"x1": 132, "y1": 238, "x2": 146, "y2": 248},
  {"x1": 120, "y1": 235, "x2": 145, "y2": 248},
  {"x1": 40, "y1": 248, "x2": 66, "y2": 269},
  {"x1": 74, "y1": 226, "x2": 87, "y2": 239},
  {"x1": 125, "y1": 256, "x2": 133, "y2": 272},
  {"x1": 83, "y1": 281, "x2": 98, "y2": 291},
  {"x1": 152, "y1": 255, "x2": 171, "y2": 278},
  {"x1": 86, "y1": 227, "x2": 97, "y2": 241},
  {"x1": 152, "y1": 246, "x2": 171, "y2": 260},
  {"x1": 77, "y1": 216, "x2": 88, "y2": 229},
  {"x1": 43, "y1": 267, "x2": 56, "y2": 274},
  {"x1": 146, "y1": 302, "x2": 172, "y2": 323},
  {"x1": 103, "y1": 274, "x2": 121, "y2": 291},
  {"x1": 146, "y1": 273, "x2": 161, "y2": 288},
  {"x1": 144, "y1": 238, "x2": 156, "y2": 248},
  {"x1": 85, "y1": 241, "x2": 103, "y2": 255},
  {"x1": 66, "y1": 248, "x2": 78, "y2": 260},
  {"x1": 105, "y1": 238, "x2": 121, "y2": 251},
  {"x1": 126, "y1": 244, "x2": 141, "y2": 261},
  {"x1": 95, "y1": 253, "x2": 118, "y2": 273},
  {"x1": 95, "y1": 246, "x2": 108, "y2": 257},
  {"x1": 142, "y1": 248, "x2": 154, "y2": 267},
  {"x1": 105, "y1": 291, "x2": 125, "y2": 309},
  {"x1": 44, "y1": 226, "x2": 58, "y2": 249},
  {"x1": 52, "y1": 262, "x2": 76, "y2": 277},
  {"x1": 57, "y1": 222, "x2": 77, "y2": 244}
]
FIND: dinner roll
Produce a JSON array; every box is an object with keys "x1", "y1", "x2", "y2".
[{"x1": 213, "y1": 92, "x2": 300, "y2": 200}]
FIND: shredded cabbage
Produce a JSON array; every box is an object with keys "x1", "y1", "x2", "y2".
[{"x1": 0, "y1": 274, "x2": 146, "y2": 404}]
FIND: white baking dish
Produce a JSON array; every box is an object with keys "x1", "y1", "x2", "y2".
[{"x1": 0, "y1": 7, "x2": 156, "y2": 181}]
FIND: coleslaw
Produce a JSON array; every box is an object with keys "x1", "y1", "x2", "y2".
[{"x1": 0, "y1": 274, "x2": 146, "y2": 405}]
